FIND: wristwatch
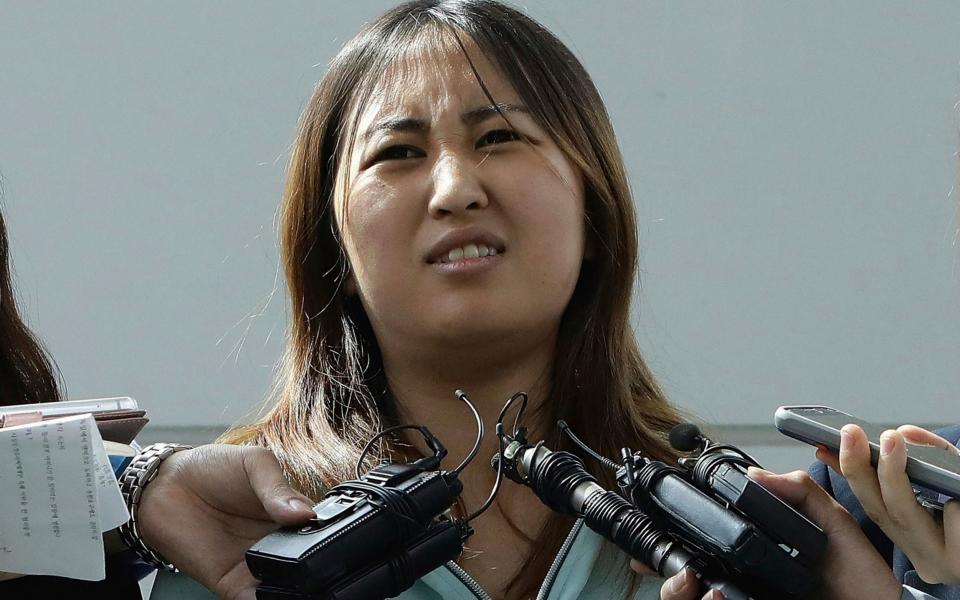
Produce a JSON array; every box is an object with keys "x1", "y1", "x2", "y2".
[{"x1": 117, "y1": 442, "x2": 193, "y2": 571}]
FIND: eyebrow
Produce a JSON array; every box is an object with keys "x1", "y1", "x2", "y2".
[
  {"x1": 462, "y1": 103, "x2": 528, "y2": 125},
  {"x1": 363, "y1": 103, "x2": 528, "y2": 140}
]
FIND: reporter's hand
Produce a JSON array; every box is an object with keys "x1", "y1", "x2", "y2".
[
  {"x1": 816, "y1": 424, "x2": 960, "y2": 584},
  {"x1": 650, "y1": 566, "x2": 723, "y2": 600},
  {"x1": 136, "y1": 444, "x2": 317, "y2": 600},
  {"x1": 633, "y1": 468, "x2": 902, "y2": 600},
  {"x1": 748, "y1": 468, "x2": 901, "y2": 600},
  {"x1": 628, "y1": 548, "x2": 725, "y2": 598}
]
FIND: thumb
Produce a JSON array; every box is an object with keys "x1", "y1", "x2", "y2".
[{"x1": 241, "y1": 446, "x2": 316, "y2": 525}]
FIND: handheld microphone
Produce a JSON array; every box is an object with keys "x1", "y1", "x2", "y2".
[
  {"x1": 246, "y1": 390, "x2": 506, "y2": 600},
  {"x1": 493, "y1": 394, "x2": 753, "y2": 600}
]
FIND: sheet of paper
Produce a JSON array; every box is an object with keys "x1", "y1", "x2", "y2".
[
  {"x1": 0, "y1": 413, "x2": 128, "y2": 580},
  {"x1": 91, "y1": 424, "x2": 130, "y2": 532}
]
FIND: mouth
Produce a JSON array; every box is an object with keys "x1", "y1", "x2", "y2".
[
  {"x1": 425, "y1": 229, "x2": 507, "y2": 265},
  {"x1": 433, "y1": 242, "x2": 503, "y2": 264}
]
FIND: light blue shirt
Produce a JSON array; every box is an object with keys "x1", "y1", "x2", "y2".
[
  {"x1": 150, "y1": 519, "x2": 664, "y2": 599},
  {"x1": 149, "y1": 517, "x2": 932, "y2": 599}
]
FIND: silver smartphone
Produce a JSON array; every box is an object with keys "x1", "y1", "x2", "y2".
[{"x1": 774, "y1": 405, "x2": 960, "y2": 501}]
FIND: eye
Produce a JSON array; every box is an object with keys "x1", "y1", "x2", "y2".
[
  {"x1": 477, "y1": 129, "x2": 521, "y2": 148},
  {"x1": 371, "y1": 145, "x2": 424, "y2": 163}
]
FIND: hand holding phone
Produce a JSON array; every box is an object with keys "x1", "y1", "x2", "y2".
[{"x1": 775, "y1": 406, "x2": 960, "y2": 585}]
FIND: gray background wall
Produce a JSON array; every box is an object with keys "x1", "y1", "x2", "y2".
[{"x1": 1, "y1": 2, "x2": 958, "y2": 473}]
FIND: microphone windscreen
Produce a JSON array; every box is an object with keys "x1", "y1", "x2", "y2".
[{"x1": 669, "y1": 423, "x2": 703, "y2": 452}]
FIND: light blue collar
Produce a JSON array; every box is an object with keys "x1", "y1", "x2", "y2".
[{"x1": 405, "y1": 519, "x2": 663, "y2": 600}]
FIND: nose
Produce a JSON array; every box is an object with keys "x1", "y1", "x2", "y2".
[{"x1": 427, "y1": 152, "x2": 489, "y2": 218}]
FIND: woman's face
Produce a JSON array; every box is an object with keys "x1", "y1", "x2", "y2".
[{"x1": 336, "y1": 42, "x2": 586, "y2": 356}]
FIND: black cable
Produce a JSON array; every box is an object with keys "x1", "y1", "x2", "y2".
[
  {"x1": 557, "y1": 420, "x2": 621, "y2": 473},
  {"x1": 355, "y1": 390, "x2": 483, "y2": 478},
  {"x1": 702, "y1": 443, "x2": 763, "y2": 468},
  {"x1": 464, "y1": 422, "x2": 506, "y2": 524},
  {"x1": 497, "y1": 391, "x2": 528, "y2": 438},
  {"x1": 462, "y1": 391, "x2": 532, "y2": 524},
  {"x1": 452, "y1": 389, "x2": 483, "y2": 474},
  {"x1": 463, "y1": 391, "x2": 532, "y2": 523},
  {"x1": 356, "y1": 424, "x2": 434, "y2": 479},
  {"x1": 509, "y1": 392, "x2": 527, "y2": 438}
]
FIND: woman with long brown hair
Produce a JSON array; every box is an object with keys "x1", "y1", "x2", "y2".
[
  {"x1": 145, "y1": 2, "x2": 680, "y2": 597},
  {"x1": 131, "y1": 2, "x2": 945, "y2": 599}
]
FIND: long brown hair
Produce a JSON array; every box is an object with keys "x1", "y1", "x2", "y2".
[
  {"x1": 221, "y1": 1, "x2": 684, "y2": 596},
  {"x1": 0, "y1": 196, "x2": 62, "y2": 405}
]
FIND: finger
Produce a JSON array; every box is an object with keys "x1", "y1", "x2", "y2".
[
  {"x1": 241, "y1": 447, "x2": 317, "y2": 524},
  {"x1": 660, "y1": 568, "x2": 699, "y2": 600},
  {"x1": 876, "y1": 431, "x2": 943, "y2": 555},
  {"x1": 630, "y1": 559, "x2": 657, "y2": 577},
  {"x1": 815, "y1": 445, "x2": 841, "y2": 473},
  {"x1": 837, "y1": 424, "x2": 889, "y2": 528},
  {"x1": 897, "y1": 425, "x2": 959, "y2": 453}
]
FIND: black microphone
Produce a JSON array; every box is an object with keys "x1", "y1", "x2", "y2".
[
  {"x1": 495, "y1": 439, "x2": 753, "y2": 600},
  {"x1": 623, "y1": 457, "x2": 815, "y2": 599},
  {"x1": 668, "y1": 423, "x2": 705, "y2": 453}
]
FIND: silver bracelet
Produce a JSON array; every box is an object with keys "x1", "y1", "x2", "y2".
[{"x1": 118, "y1": 442, "x2": 193, "y2": 571}]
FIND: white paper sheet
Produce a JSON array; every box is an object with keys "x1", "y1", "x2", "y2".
[
  {"x1": 92, "y1": 429, "x2": 131, "y2": 533},
  {"x1": 0, "y1": 413, "x2": 129, "y2": 580}
]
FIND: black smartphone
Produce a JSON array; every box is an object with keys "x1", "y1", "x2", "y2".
[{"x1": 774, "y1": 405, "x2": 960, "y2": 501}]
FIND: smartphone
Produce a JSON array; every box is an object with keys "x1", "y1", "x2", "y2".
[{"x1": 774, "y1": 405, "x2": 960, "y2": 501}]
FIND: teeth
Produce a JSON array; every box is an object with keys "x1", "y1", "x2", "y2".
[{"x1": 440, "y1": 243, "x2": 499, "y2": 263}]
